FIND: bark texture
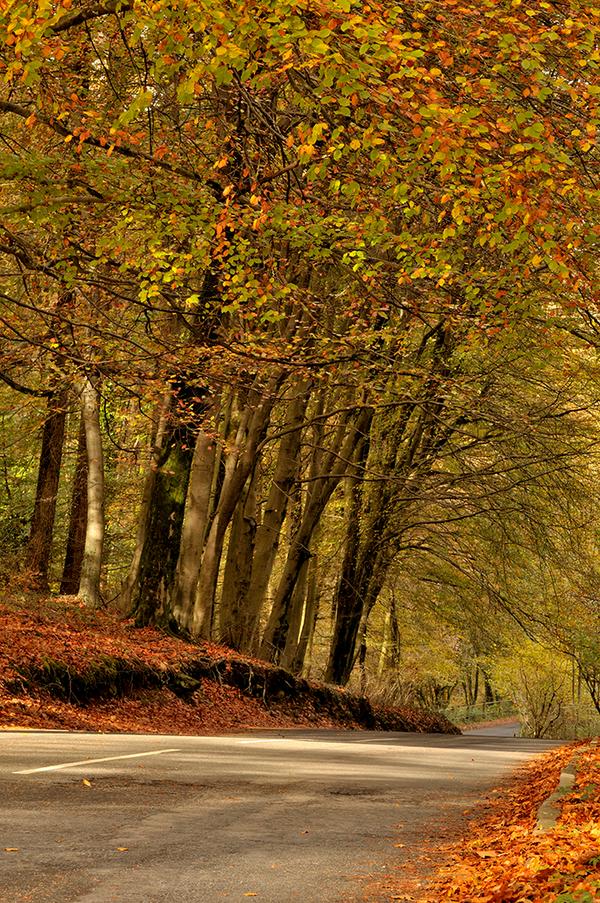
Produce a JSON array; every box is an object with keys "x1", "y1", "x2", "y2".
[
  {"x1": 26, "y1": 388, "x2": 67, "y2": 592},
  {"x1": 78, "y1": 377, "x2": 105, "y2": 608},
  {"x1": 60, "y1": 411, "x2": 88, "y2": 594}
]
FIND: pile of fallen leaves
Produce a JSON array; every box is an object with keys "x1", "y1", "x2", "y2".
[
  {"x1": 0, "y1": 595, "x2": 456, "y2": 736},
  {"x1": 404, "y1": 743, "x2": 600, "y2": 903}
]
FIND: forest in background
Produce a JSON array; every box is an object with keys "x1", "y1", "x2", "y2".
[{"x1": 0, "y1": 0, "x2": 598, "y2": 737}]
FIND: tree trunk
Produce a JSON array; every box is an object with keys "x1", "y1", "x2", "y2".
[
  {"x1": 118, "y1": 393, "x2": 171, "y2": 613},
  {"x1": 280, "y1": 556, "x2": 309, "y2": 671},
  {"x1": 288, "y1": 547, "x2": 320, "y2": 676},
  {"x1": 171, "y1": 429, "x2": 216, "y2": 629},
  {"x1": 26, "y1": 388, "x2": 68, "y2": 592},
  {"x1": 240, "y1": 384, "x2": 309, "y2": 652},
  {"x1": 130, "y1": 423, "x2": 195, "y2": 627},
  {"x1": 327, "y1": 545, "x2": 387, "y2": 686},
  {"x1": 378, "y1": 610, "x2": 391, "y2": 678},
  {"x1": 60, "y1": 411, "x2": 88, "y2": 594},
  {"x1": 190, "y1": 383, "x2": 281, "y2": 638},
  {"x1": 78, "y1": 377, "x2": 105, "y2": 608},
  {"x1": 388, "y1": 592, "x2": 401, "y2": 671},
  {"x1": 324, "y1": 429, "x2": 371, "y2": 684},
  {"x1": 218, "y1": 473, "x2": 258, "y2": 647},
  {"x1": 260, "y1": 405, "x2": 373, "y2": 663}
]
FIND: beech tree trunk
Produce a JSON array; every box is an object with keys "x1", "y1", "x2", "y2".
[
  {"x1": 118, "y1": 393, "x2": 171, "y2": 612},
  {"x1": 78, "y1": 377, "x2": 105, "y2": 608},
  {"x1": 287, "y1": 548, "x2": 320, "y2": 675},
  {"x1": 327, "y1": 542, "x2": 388, "y2": 686},
  {"x1": 190, "y1": 382, "x2": 281, "y2": 638},
  {"x1": 324, "y1": 444, "x2": 368, "y2": 684},
  {"x1": 239, "y1": 384, "x2": 309, "y2": 652},
  {"x1": 171, "y1": 429, "x2": 216, "y2": 629},
  {"x1": 60, "y1": 411, "x2": 88, "y2": 594},
  {"x1": 26, "y1": 388, "x2": 68, "y2": 592},
  {"x1": 260, "y1": 405, "x2": 373, "y2": 663},
  {"x1": 218, "y1": 473, "x2": 257, "y2": 647},
  {"x1": 280, "y1": 556, "x2": 309, "y2": 672},
  {"x1": 130, "y1": 417, "x2": 195, "y2": 627}
]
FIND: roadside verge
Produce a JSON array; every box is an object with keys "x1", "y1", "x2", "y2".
[
  {"x1": 379, "y1": 742, "x2": 599, "y2": 902},
  {"x1": 0, "y1": 596, "x2": 458, "y2": 736}
]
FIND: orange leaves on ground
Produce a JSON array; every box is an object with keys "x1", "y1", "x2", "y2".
[
  {"x1": 412, "y1": 745, "x2": 600, "y2": 903},
  {"x1": 0, "y1": 595, "x2": 450, "y2": 737}
]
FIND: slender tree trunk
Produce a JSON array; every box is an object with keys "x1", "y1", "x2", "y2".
[
  {"x1": 171, "y1": 429, "x2": 216, "y2": 629},
  {"x1": 288, "y1": 548, "x2": 320, "y2": 676},
  {"x1": 483, "y1": 670, "x2": 495, "y2": 705},
  {"x1": 388, "y1": 592, "x2": 401, "y2": 671},
  {"x1": 118, "y1": 393, "x2": 171, "y2": 612},
  {"x1": 218, "y1": 473, "x2": 258, "y2": 647},
  {"x1": 260, "y1": 405, "x2": 373, "y2": 663},
  {"x1": 280, "y1": 556, "x2": 309, "y2": 671},
  {"x1": 60, "y1": 411, "x2": 88, "y2": 594},
  {"x1": 240, "y1": 384, "x2": 309, "y2": 652},
  {"x1": 78, "y1": 377, "x2": 105, "y2": 608},
  {"x1": 327, "y1": 546, "x2": 387, "y2": 686},
  {"x1": 378, "y1": 610, "x2": 391, "y2": 678},
  {"x1": 358, "y1": 636, "x2": 367, "y2": 696},
  {"x1": 130, "y1": 421, "x2": 195, "y2": 627},
  {"x1": 26, "y1": 388, "x2": 68, "y2": 592},
  {"x1": 190, "y1": 383, "x2": 281, "y2": 638},
  {"x1": 324, "y1": 431, "x2": 371, "y2": 684}
]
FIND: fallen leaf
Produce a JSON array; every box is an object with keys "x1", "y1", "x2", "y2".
[
  {"x1": 116, "y1": 847, "x2": 128, "y2": 852},
  {"x1": 4, "y1": 848, "x2": 19, "y2": 853},
  {"x1": 82, "y1": 778, "x2": 92, "y2": 787},
  {"x1": 243, "y1": 894, "x2": 258, "y2": 898}
]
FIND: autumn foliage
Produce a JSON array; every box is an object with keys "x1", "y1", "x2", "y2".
[
  {"x1": 385, "y1": 743, "x2": 600, "y2": 903},
  {"x1": 0, "y1": 1, "x2": 599, "y2": 724}
]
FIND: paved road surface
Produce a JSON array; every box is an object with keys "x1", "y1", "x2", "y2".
[
  {"x1": 465, "y1": 721, "x2": 522, "y2": 737},
  {"x1": 1, "y1": 729, "x2": 562, "y2": 903}
]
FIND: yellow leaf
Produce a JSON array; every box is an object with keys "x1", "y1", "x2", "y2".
[
  {"x1": 116, "y1": 847, "x2": 129, "y2": 852},
  {"x1": 4, "y1": 848, "x2": 19, "y2": 853},
  {"x1": 82, "y1": 778, "x2": 92, "y2": 787}
]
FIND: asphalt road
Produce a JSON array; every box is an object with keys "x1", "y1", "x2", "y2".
[
  {"x1": 464, "y1": 721, "x2": 522, "y2": 737},
  {"x1": 0, "y1": 728, "x2": 562, "y2": 903}
]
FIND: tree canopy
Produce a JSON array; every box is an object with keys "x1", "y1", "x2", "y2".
[{"x1": 0, "y1": 0, "x2": 598, "y2": 733}]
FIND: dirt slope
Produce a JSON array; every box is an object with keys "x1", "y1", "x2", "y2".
[{"x1": 1, "y1": 596, "x2": 458, "y2": 736}]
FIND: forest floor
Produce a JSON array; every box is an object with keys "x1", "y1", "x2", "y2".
[
  {"x1": 3, "y1": 596, "x2": 598, "y2": 902},
  {"x1": 370, "y1": 741, "x2": 599, "y2": 903},
  {"x1": 0, "y1": 594, "x2": 456, "y2": 736}
]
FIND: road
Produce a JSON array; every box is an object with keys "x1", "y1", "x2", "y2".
[
  {"x1": 0, "y1": 728, "x2": 562, "y2": 903},
  {"x1": 464, "y1": 721, "x2": 522, "y2": 737}
]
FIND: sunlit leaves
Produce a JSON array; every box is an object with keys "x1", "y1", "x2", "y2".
[{"x1": 0, "y1": 0, "x2": 597, "y2": 363}]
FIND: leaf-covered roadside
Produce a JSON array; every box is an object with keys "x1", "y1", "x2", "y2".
[
  {"x1": 0, "y1": 596, "x2": 456, "y2": 736},
  {"x1": 392, "y1": 744, "x2": 600, "y2": 903}
]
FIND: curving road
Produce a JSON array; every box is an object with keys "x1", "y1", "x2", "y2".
[{"x1": 0, "y1": 728, "x2": 562, "y2": 902}]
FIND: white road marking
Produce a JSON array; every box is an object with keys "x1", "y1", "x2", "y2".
[{"x1": 14, "y1": 748, "x2": 180, "y2": 774}]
